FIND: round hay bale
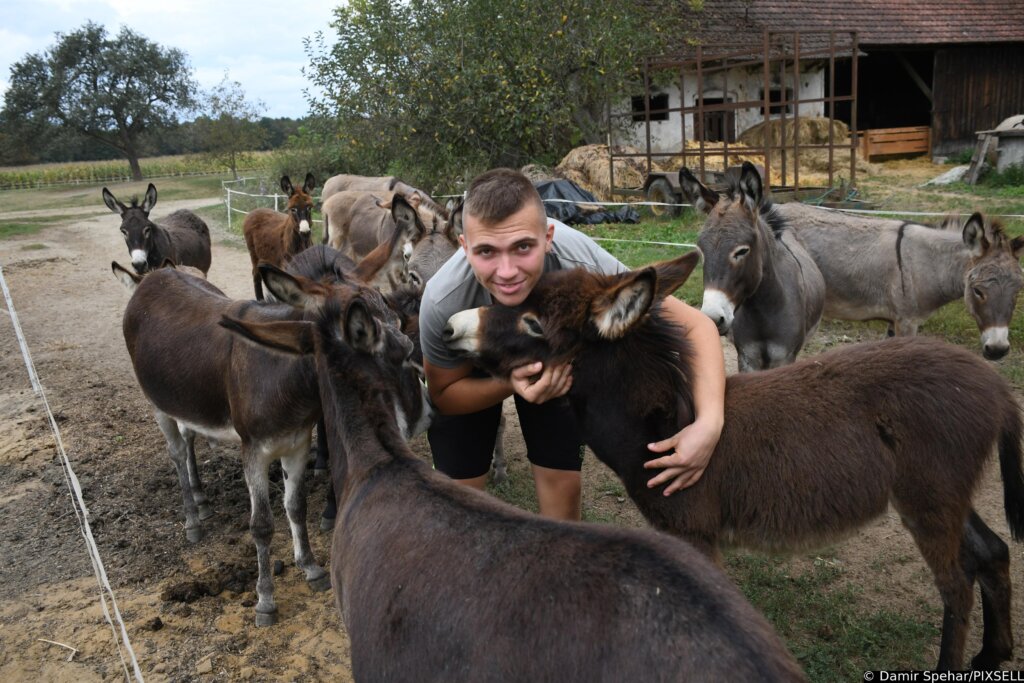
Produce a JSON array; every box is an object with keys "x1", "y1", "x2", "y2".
[
  {"x1": 738, "y1": 117, "x2": 850, "y2": 147},
  {"x1": 520, "y1": 164, "x2": 556, "y2": 183},
  {"x1": 555, "y1": 144, "x2": 650, "y2": 200}
]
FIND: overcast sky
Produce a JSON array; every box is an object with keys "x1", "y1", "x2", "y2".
[{"x1": 0, "y1": 0, "x2": 341, "y2": 120}]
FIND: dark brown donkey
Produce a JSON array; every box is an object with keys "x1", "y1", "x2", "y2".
[
  {"x1": 243, "y1": 173, "x2": 316, "y2": 300},
  {"x1": 116, "y1": 263, "x2": 367, "y2": 626},
  {"x1": 103, "y1": 183, "x2": 211, "y2": 275},
  {"x1": 444, "y1": 252, "x2": 1024, "y2": 671},
  {"x1": 219, "y1": 272, "x2": 806, "y2": 683}
]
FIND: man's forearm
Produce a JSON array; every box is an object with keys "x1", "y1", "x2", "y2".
[{"x1": 430, "y1": 374, "x2": 514, "y2": 415}]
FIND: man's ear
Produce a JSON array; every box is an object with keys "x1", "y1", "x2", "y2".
[
  {"x1": 219, "y1": 316, "x2": 316, "y2": 355},
  {"x1": 590, "y1": 268, "x2": 656, "y2": 339},
  {"x1": 654, "y1": 251, "x2": 700, "y2": 298}
]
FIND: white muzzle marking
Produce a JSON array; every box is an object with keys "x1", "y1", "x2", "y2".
[
  {"x1": 130, "y1": 249, "x2": 148, "y2": 269},
  {"x1": 982, "y1": 326, "x2": 1010, "y2": 352},
  {"x1": 299, "y1": 219, "x2": 311, "y2": 234},
  {"x1": 701, "y1": 288, "x2": 735, "y2": 334},
  {"x1": 445, "y1": 309, "x2": 481, "y2": 353}
]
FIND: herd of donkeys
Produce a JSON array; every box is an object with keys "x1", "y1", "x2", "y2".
[{"x1": 100, "y1": 166, "x2": 1024, "y2": 678}]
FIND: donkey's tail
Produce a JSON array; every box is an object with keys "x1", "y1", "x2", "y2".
[
  {"x1": 322, "y1": 213, "x2": 330, "y2": 245},
  {"x1": 999, "y1": 403, "x2": 1024, "y2": 541}
]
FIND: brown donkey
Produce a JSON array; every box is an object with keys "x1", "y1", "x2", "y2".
[
  {"x1": 243, "y1": 173, "x2": 316, "y2": 300},
  {"x1": 444, "y1": 252, "x2": 1024, "y2": 671},
  {"x1": 220, "y1": 271, "x2": 806, "y2": 683}
]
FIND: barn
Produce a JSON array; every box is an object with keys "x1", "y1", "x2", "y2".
[{"x1": 623, "y1": 0, "x2": 1024, "y2": 159}]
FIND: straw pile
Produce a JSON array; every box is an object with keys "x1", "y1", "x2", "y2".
[
  {"x1": 738, "y1": 117, "x2": 850, "y2": 147},
  {"x1": 554, "y1": 144, "x2": 650, "y2": 199}
]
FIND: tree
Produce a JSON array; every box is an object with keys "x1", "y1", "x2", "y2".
[
  {"x1": 194, "y1": 73, "x2": 268, "y2": 179},
  {"x1": 303, "y1": 0, "x2": 700, "y2": 189},
  {"x1": 2, "y1": 21, "x2": 196, "y2": 180}
]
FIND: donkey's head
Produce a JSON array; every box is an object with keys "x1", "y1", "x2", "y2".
[
  {"x1": 220, "y1": 266, "x2": 431, "y2": 441},
  {"x1": 103, "y1": 183, "x2": 161, "y2": 273},
  {"x1": 961, "y1": 213, "x2": 1024, "y2": 360},
  {"x1": 682, "y1": 162, "x2": 769, "y2": 334},
  {"x1": 406, "y1": 198, "x2": 461, "y2": 290},
  {"x1": 281, "y1": 173, "x2": 317, "y2": 242},
  {"x1": 444, "y1": 252, "x2": 700, "y2": 378}
]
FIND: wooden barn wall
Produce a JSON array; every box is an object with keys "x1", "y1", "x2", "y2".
[{"x1": 932, "y1": 44, "x2": 1024, "y2": 155}]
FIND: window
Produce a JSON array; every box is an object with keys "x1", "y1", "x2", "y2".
[
  {"x1": 631, "y1": 92, "x2": 670, "y2": 122},
  {"x1": 759, "y1": 87, "x2": 793, "y2": 115}
]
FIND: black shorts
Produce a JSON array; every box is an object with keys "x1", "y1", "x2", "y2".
[{"x1": 428, "y1": 394, "x2": 584, "y2": 480}]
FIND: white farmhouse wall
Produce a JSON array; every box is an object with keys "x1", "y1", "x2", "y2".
[{"x1": 614, "y1": 65, "x2": 826, "y2": 154}]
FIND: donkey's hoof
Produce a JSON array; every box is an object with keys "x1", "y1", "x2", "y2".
[
  {"x1": 185, "y1": 527, "x2": 204, "y2": 544},
  {"x1": 255, "y1": 610, "x2": 277, "y2": 627},
  {"x1": 198, "y1": 504, "x2": 214, "y2": 521},
  {"x1": 308, "y1": 574, "x2": 331, "y2": 593},
  {"x1": 319, "y1": 515, "x2": 335, "y2": 532},
  {"x1": 971, "y1": 649, "x2": 1010, "y2": 671}
]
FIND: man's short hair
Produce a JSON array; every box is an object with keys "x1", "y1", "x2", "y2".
[{"x1": 464, "y1": 168, "x2": 544, "y2": 224}]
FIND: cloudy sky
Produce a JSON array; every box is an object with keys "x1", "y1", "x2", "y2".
[{"x1": 0, "y1": 0, "x2": 341, "y2": 119}]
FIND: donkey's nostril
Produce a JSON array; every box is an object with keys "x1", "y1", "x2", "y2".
[{"x1": 442, "y1": 323, "x2": 455, "y2": 341}]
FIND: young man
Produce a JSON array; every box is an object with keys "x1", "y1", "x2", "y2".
[{"x1": 419, "y1": 168, "x2": 725, "y2": 520}]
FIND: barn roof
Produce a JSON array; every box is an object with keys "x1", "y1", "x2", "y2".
[{"x1": 688, "y1": 0, "x2": 1024, "y2": 47}]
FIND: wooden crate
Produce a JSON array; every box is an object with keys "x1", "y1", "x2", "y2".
[{"x1": 857, "y1": 126, "x2": 931, "y2": 160}]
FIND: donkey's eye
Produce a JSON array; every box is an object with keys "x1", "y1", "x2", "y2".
[
  {"x1": 731, "y1": 246, "x2": 750, "y2": 261},
  {"x1": 973, "y1": 286, "x2": 985, "y2": 300},
  {"x1": 521, "y1": 315, "x2": 544, "y2": 338}
]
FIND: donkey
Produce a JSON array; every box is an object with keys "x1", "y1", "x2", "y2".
[
  {"x1": 681, "y1": 163, "x2": 825, "y2": 371},
  {"x1": 242, "y1": 173, "x2": 316, "y2": 300},
  {"x1": 115, "y1": 262, "x2": 412, "y2": 626},
  {"x1": 220, "y1": 270, "x2": 806, "y2": 683},
  {"x1": 444, "y1": 252, "x2": 1024, "y2": 671},
  {"x1": 320, "y1": 173, "x2": 437, "y2": 207},
  {"x1": 775, "y1": 201, "x2": 1024, "y2": 359},
  {"x1": 102, "y1": 184, "x2": 211, "y2": 275}
]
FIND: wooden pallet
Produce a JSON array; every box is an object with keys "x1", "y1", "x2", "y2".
[{"x1": 857, "y1": 126, "x2": 931, "y2": 161}]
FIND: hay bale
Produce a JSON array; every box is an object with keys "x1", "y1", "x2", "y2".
[
  {"x1": 555, "y1": 144, "x2": 650, "y2": 200},
  {"x1": 738, "y1": 117, "x2": 850, "y2": 147},
  {"x1": 520, "y1": 164, "x2": 556, "y2": 183}
]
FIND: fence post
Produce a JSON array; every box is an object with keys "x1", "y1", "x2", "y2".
[{"x1": 226, "y1": 185, "x2": 232, "y2": 232}]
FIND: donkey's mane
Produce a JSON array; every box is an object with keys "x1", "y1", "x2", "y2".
[{"x1": 724, "y1": 175, "x2": 787, "y2": 238}]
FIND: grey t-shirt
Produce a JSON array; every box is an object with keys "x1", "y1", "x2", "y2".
[{"x1": 420, "y1": 220, "x2": 627, "y2": 368}]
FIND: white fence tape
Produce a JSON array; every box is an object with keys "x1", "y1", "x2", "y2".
[{"x1": 0, "y1": 266, "x2": 144, "y2": 683}]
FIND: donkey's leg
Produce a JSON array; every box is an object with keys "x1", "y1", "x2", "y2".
[
  {"x1": 903, "y1": 514, "x2": 973, "y2": 670},
  {"x1": 180, "y1": 426, "x2": 213, "y2": 521},
  {"x1": 313, "y1": 418, "x2": 329, "y2": 476},
  {"x1": 242, "y1": 445, "x2": 278, "y2": 626},
  {"x1": 490, "y1": 411, "x2": 508, "y2": 486},
  {"x1": 962, "y1": 510, "x2": 1014, "y2": 670},
  {"x1": 154, "y1": 411, "x2": 204, "y2": 543},
  {"x1": 252, "y1": 268, "x2": 264, "y2": 301},
  {"x1": 280, "y1": 439, "x2": 329, "y2": 592}
]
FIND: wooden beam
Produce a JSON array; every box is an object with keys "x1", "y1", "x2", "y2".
[{"x1": 895, "y1": 53, "x2": 933, "y2": 104}]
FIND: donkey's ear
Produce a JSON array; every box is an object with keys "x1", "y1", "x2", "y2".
[
  {"x1": 219, "y1": 316, "x2": 315, "y2": 355},
  {"x1": 678, "y1": 168, "x2": 718, "y2": 214},
  {"x1": 342, "y1": 299, "x2": 383, "y2": 353},
  {"x1": 159, "y1": 258, "x2": 178, "y2": 269},
  {"x1": 1011, "y1": 235, "x2": 1024, "y2": 260},
  {"x1": 102, "y1": 188, "x2": 126, "y2": 215},
  {"x1": 392, "y1": 194, "x2": 426, "y2": 240},
  {"x1": 303, "y1": 172, "x2": 316, "y2": 194},
  {"x1": 407, "y1": 190, "x2": 423, "y2": 209},
  {"x1": 259, "y1": 264, "x2": 327, "y2": 308},
  {"x1": 445, "y1": 198, "x2": 464, "y2": 242},
  {"x1": 962, "y1": 212, "x2": 989, "y2": 258},
  {"x1": 654, "y1": 251, "x2": 700, "y2": 298},
  {"x1": 738, "y1": 162, "x2": 763, "y2": 211},
  {"x1": 141, "y1": 184, "x2": 158, "y2": 213},
  {"x1": 591, "y1": 268, "x2": 657, "y2": 339},
  {"x1": 111, "y1": 261, "x2": 142, "y2": 291},
  {"x1": 280, "y1": 175, "x2": 294, "y2": 196}
]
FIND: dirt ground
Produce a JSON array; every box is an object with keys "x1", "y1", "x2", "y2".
[{"x1": 0, "y1": 193, "x2": 1022, "y2": 681}]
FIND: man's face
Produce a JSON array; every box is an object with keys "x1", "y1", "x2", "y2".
[{"x1": 459, "y1": 201, "x2": 554, "y2": 306}]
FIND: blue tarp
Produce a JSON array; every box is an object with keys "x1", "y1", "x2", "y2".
[{"x1": 534, "y1": 179, "x2": 639, "y2": 225}]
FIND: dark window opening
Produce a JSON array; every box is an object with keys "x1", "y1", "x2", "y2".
[
  {"x1": 631, "y1": 92, "x2": 670, "y2": 122},
  {"x1": 694, "y1": 97, "x2": 736, "y2": 143},
  {"x1": 759, "y1": 87, "x2": 793, "y2": 115}
]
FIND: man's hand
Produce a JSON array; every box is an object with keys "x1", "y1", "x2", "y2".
[
  {"x1": 642, "y1": 416, "x2": 722, "y2": 495},
  {"x1": 510, "y1": 361, "x2": 573, "y2": 404}
]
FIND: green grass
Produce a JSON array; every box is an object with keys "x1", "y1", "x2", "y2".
[
  {"x1": 0, "y1": 215, "x2": 66, "y2": 239},
  {"x1": 727, "y1": 553, "x2": 938, "y2": 679},
  {"x1": 0, "y1": 174, "x2": 230, "y2": 214}
]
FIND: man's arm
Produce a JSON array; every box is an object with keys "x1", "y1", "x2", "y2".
[
  {"x1": 642, "y1": 296, "x2": 726, "y2": 494},
  {"x1": 426, "y1": 359, "x2": 576, "y2": 416}
]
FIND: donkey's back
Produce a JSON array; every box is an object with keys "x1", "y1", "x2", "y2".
[{"x1": 161, "y1": 209, "x2": 212, "y2": 273}]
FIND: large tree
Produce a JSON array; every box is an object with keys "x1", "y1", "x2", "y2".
[
  {"x1": 2, "y1": 21, "x2": 196, "y2": 180},
  {"x1": 193, "y1": 73, "x2": 268, "y2": 179},
  {"x1": 303, "y1": 0, "x2": 700, "y2": 189}
]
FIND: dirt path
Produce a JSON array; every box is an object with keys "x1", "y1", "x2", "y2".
[{"x1": 0, "y1": 198, "x2": 1021, "y2": 680}]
